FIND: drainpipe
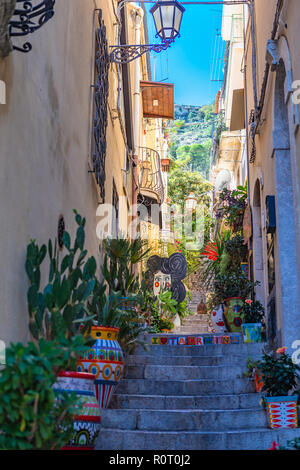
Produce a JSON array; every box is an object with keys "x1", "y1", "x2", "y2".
[{"x1": 131, "y1": 4, "x2": 144, "y2": 241}]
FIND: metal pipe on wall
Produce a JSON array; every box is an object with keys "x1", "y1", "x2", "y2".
[{"x1": 131, "y1": 4, "x2": 144, "y2": 240}]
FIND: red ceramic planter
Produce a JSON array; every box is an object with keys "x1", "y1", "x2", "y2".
[{"x1": 53, "y1": 371, "x2": 101, "y2": 450}]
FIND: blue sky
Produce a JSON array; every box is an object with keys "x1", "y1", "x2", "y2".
[{"x1": 144, "y1": 1, "x2": 225, "y2": 106}]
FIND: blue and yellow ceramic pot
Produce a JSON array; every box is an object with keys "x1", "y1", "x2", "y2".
[
  {"x1": 242, "y1": 322, "x2": 262, "y2": 343},
  {"x1": 77, "y1": 326, "x2": 124, "y2": 409},
  {"x1": 53, "y1": 371, "x2": 101, "y2": 450}
]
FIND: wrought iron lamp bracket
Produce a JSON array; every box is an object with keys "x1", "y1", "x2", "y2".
[
  {"x1": 109, "y1": 39, "x2": 173, "y2": 64},
  {"x1": 9, "y1": 0, "x2": 55, "y2": 53}
]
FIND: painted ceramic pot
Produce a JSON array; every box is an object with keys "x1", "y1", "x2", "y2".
[
  {"x1": 223, "y1": 297, "x2": 244, "y2": 333},
  {"x1": 242, "y1": 323, "x2": 262, "y2": 343},
  {"x1": 210, "y1": 304, "x2": 227, "y2": 333},
  {"x1": 265, "y1": 396, "x2": 298, "y2": 429},
  {"x1": 77, "y1": 326, "x2": 124, "y2": 409},
  {"x1": 53, "y1": 371, "x2": 101, "y2": 450}
]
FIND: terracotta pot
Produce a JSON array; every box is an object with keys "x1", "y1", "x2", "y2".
[
  {"x1": 223, "y1": 297, "x2": 244, "y2": 333},
  {"x1": 264, "y1": 396, "x2": 298, "y2": 429},
  {"x1": 76, "y1": 326, "x2": 124, "y2": 409},
  {"x1": 242, "y1": 323, "x2": 262, "y2": 343},
  {"x1": 53, "y1": 371, "x2": 101, "y2": 450}
]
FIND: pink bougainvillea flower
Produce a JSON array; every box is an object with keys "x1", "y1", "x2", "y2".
[
  {"x1": 245, "y1": 299, "x2": 252, "y2": 305},
  {"x1": 269, "y1": 441, "x2": 279, "y2": 450},
  {"x1": 276, "y1": 346, "x2": 287, "y2": 355}
]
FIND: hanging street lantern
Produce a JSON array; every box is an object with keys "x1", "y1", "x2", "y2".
[
  {"x1": 185, "y1": 192, "x2": 198, "y2": 211},
  {"x1": 110, "y1": 0, "x2": 185, "y2": 64},
  {"x1": 150, "y1": 0, "x2": 185, "y2": 43}
]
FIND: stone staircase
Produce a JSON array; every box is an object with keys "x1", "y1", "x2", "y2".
[
  {"x1": 173, "y1": 313, "x2": 210, "y2": 335},
  {"x1": 95, "y1": 335, "x2": 300, "y2": 450}
]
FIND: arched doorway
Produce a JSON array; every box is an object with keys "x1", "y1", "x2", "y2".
[{"x1": 272, "y1": 58, "x2": 300, "y2": 350}]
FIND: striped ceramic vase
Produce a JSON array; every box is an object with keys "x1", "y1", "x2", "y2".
[
  {"x1": 53, "y1": 371, "x2": 101, "y2": 450},
  {"x1": 265, "y1": 396, "x2": 298, "y2": 429},
  {"x1": 77, "y1": 326, "x2": 125, "y2": 409}
]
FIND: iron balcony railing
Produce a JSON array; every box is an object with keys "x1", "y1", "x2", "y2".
[{"x1": 138, "y1": 147, "x2": 164, "y2": 205}]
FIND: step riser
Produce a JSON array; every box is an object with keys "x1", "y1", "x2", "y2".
[
  {"x1": 125, "y1": 354, "x2": 260, "y2": 366},
  {"x1": 124, "y1": 365, "x2": 243, "y2": 380},
  {"x1": 116, "y1": 378, "x2": 256, "y2": 395},
  {"x1": 110, "y1": 393, "x2": 262, "y2": 410},
  {"x1": 96, "y1": 428, "x2": 300, "y2": 450},
  {"x1": 136, "y1": 344, "x2": 265, "y2": 355},
  {"x1": 100, "y1": 409, "x2": 268, "y2": 431}
]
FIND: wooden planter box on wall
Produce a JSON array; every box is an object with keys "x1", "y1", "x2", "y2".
[{"x1": 141, "y1": 81, "x2": 174, "y2": 119}]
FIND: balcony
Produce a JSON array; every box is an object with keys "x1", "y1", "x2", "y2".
[{"x1": 137, "y1": 147, "x2": 164, "y2": 206}]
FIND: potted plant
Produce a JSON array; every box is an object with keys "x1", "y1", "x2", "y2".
[
  {"x1": 77, "y1": 237, "x2": 149, "y2": 409},
  {"x1": 25, "y1": 210, "x2": 101, "y2": 449},
  {"x1": 241, "y1": 299, "x2": 265, "y2": 343},
  {"x1": 258, "y1": 347, "x2": 300, "y2": 429},
  {"x1": 0, "y1": 338, "x2": 89, "y2": 450},
  {"x1": 213, "y1": 272, "x2": 259, "y2": 333}
]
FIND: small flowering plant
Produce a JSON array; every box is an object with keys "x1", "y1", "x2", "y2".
[
  {"x1": 242, "y1": 299, "x2": 265, "y2": 324},
  {"x1": 258, "y1": 347, "x2": 300, "y2": 398}
]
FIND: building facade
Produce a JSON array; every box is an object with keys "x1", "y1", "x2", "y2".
[
  {"x1": 0, "y1": 0, "x2": 170, "y2": 345},
  {"x1": 213, "y1": 0, "x2": 300, "y2": 353}
]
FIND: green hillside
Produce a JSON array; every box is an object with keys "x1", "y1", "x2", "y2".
[{"x1": 166, "y1": 103, "x2": 215, "y2": 179}]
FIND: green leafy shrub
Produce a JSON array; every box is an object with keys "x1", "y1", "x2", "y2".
[
  {"x1": 216, "y1": 184, "x2": 247, "y2": 232},
  {"x1": 90, "y1": 239, "x2": 150, "y2": 353},
  {"x1": 258, "y1": 349, "x2": 300, "y2": 397},
  {"x1": 242, "y1": 299, "x2": 265, "y2": 324},
  {"x1": 26, "y1": 210, "x2": 97, "y2": 341},
  {"x1": 242, "y1": 358, "x2": 261, "y2": 379},
  {"x1": 0, "y1": 336, "x2": 88, "y2": 450},
  {"x1": 211, "y1": 271, "x2": 258, "y2": 307},
  {"x1": 101, "y1": 237, "x2": 150, "y2": 295}
]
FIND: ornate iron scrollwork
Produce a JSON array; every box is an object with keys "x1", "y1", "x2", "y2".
[
  {"x1": 9, "y1": 0, "x2": 55, "y2": 53},
  {"x1": 109, "y1": 40, "x2": 173, "y2": 65},
  {"x1": 92, "y1": 10, "x2": 109, "y2": 202}
]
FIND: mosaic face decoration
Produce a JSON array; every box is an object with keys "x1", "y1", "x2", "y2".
[
  {"x1": 210, "y1": 304, "x2": 227, "y2": 333},
  {"x1": 153, "y1": 271, "x2": 172, "y2": 296},
  {"x1": 146, "y1": 253, "x2": 187, "y2": 304}
]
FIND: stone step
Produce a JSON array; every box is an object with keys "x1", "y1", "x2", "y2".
[
  {"x1": 125, "y1": 354, "x2": 261, "y2": 367},
  {"x1": 116, "y1": 377, "x2": 256, "y2": 395},
  {"x1": 173, "y1": 328, "x2": 210, "y2": 334},
  {"x1": 124, "y1": 364, "x2": 243, "y2": 380},
  {"x1": 110, "y1": 392, "x2": 262, "y2": 410},
  {"x1": 100, "y1": 408, "x2": 268, "y2": 432},
  {"x1": 95, "y1": 427, "x2": 300, "y2": 450},
  {"x1": 183, "y1": 316, "x2": 209, "y2": 322}
]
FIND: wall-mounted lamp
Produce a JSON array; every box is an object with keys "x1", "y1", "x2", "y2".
[{"x1": 110, "y1": 0, "x2": 185, "y2": 64}]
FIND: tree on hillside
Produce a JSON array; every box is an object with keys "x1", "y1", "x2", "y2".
[
  {"x1": 176, "y1": 141, "x2": 212, "y2": 177},
  {"x1": 168, "y1": 158, "x2": 212, "y2": 208}
]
